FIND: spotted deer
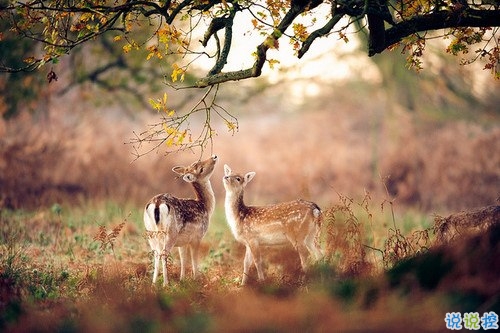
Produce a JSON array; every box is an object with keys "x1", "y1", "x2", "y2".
[
  {"x1": 144, "y1": 155, "x2": 218, "y2": 286},
  {"x1": 223, "y1": 164, "x2": 323, "y2": 285}
]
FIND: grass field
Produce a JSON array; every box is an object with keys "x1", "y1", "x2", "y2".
[{"x1": 3, "y1": 195, "x2": 498, "y2": 332}]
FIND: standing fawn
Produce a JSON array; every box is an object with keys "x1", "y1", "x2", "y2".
[
  {"x1": 223, "y1": 164, "x2": 323, "y2": 285},
  {"x1": 144, "y1": 155, "x2": 218, "y2": 286}
]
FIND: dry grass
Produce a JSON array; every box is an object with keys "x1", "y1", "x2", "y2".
[
  {"x1": 1, "y1": 199, "x2": 498, "y2": 332},
  {"x1": 433, "y1": 205, "x2": 500, "y2": 244},
  {"x1": 1, "y1": 82, "x2": 498, "y2": 212},
  {"x1": 322, "y1": 190, "x2": 434, "y2": 276},
  {"x1": 381, "y1": 122, "x2": 500, "y2": 211}
]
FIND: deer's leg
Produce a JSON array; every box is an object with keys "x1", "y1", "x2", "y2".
[
  {"x1": 161, "y1": 248, "x2": 171, "y2": 286},
  {"x1": 305, "y1": 232, "x2": 323, "y2": 261},
  {"x1": 161, "y1": 236, "x2": 177, "y2": 286},
  {"x1": 190, "y1": 241, "x2": 200, "y2": 279},
  {"x1": 296, "y1": 243, "x2": 310, "y2": 271},
  {"x1": 286, "y1": 232, "x2": 312, "y2": 271},
  {"x1": 254, "y1": 255, "x2": 265, "y2": 281},
  {"x1": 178, "y1": 246, "x2": 188, "y2": 280},
  {"x1": 306, "y1": 239, "x2": 323, "y2": 261},
  {"x1": 242, "y1": 245, "x2": 254, "y2": 285},
  {"x1": 152, "y1": 250, "x2": 160, "y2": 284},
  {"x1": 249, "y1": 242, "x2": 265, "y2": 282},
  {"x1": 148, "y1": 237, "x2": 160, "y2": 284}
]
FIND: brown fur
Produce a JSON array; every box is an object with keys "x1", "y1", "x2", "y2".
[
  {"x1": 144, "y1": 155, "x2": 217, "y2": 286},
  {"x1": 223, "y1": 164, "x2": 323, "y2": 285}
]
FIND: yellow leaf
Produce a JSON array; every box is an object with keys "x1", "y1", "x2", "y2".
[
  {"x1": 23, "y1": 56, "x2": 36, "y2": 64},
  {"x1": 225, "y1": 120, "x2": 238, "y2": 132},
  {"x1": 178, "y1": 130, "x2": 187, "y2": 144},
  {"x1": 123, "y1": 43, "x2": 132, "y2": 53},
  {"x1": 165, "y1": 126, "x2": 176, "y2": 135},
  {"x1": 80, "y1": 12, "x2": 93, "y2": 22},
  {"x1": 268, "y1": 59, "x2": 280, "y2": 69},
  {"x1": 171, "y1": 64, "x2": 186, "y2": 82},
  {"x1": 339, "y1": 32, "x2": 349, "y2": 43},
  {"x1": 148, "y1": 98, "x2": 161, "y2": 111},
  {"x1": 158, "y1": 26, "x2": 171, "y2": 44},
  {"x1": 293, "y1": 23, "x2": 308, "y2": 42},
  {"x1": 264, "y1": 36, "x2": 279, "y2": 50},
  {"x1": 146, "y1": 45, "x2": 158, "y2": 60}
]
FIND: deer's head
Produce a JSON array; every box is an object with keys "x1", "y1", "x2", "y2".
[
  {"x1": 173, "y1": 155, "x2": 218, "y2": 183},
  {"x1": 223, "y1": 164, "x2": 255, "y2": 194}
]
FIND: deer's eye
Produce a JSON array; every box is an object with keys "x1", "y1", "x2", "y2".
[
  {"x1": 200, "y1": 167, "x2": 204, "y2": 173},
  {"x1": 235, "y1": 177, "x2": 241, "y2": 182}
]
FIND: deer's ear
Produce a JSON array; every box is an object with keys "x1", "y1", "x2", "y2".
[
  {"x1": 244, "y1": 172, "x2": 256, "y2": 185},
  {"x1": 224, "y1": 164, "x2": 232, "y2": 176},
  {"x1": 172, "y1": 166, "x2": 185, "y2": 175}
]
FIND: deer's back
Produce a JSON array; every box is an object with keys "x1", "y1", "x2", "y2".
[
  {"x1": 234, "y1": 199, "x2": 320, "y2": 244},
  {"x1": 244, "y1": 199, "x2": 319, "y2": 224},
  {"x1": 147, "y1": 193, "x2": 210, "y2": 234}
]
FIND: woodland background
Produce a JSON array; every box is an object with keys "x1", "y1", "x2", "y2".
[{"x1": 1, "y1": 45, "x2": 499, "y2": 212}]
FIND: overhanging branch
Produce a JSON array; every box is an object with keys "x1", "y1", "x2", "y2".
[
  {"x1": 195, "y1": 1, "x2": 310, "y2": 87},
  {"x1": 373, "y1": 8, "x2": 500, "y2": 55},
  {"x1": 195, "y1": 68, "x2": 255, "y2": 87},
  {"x1": 298, "y1": 9, "x2": 346, "y2": 58}
]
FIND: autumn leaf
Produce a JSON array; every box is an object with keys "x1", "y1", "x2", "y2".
[
  {"x1": 123, "y1": 43, "x2": 132, "y2": 53},
  {"x1": 171, "y1": 63, "x2": 186, "y2": 82},
  {"x1": 178, "y1": 130, "x2": 187, "y2": 144},
  {"x1": 158, "y1": 26, "x2": 171, "y2": 44},
  {"x1": 293, "y1": 23, "x2": 308, "y2": 42},
  {"x1": 146, "y1": 45, "x2": 163, "y2": 60},
  {"x1": 23, "y1": 56, "x2": 36, "y2": 64},
  {"x1": 264, "y1": 36, "x2": 279, "y2": 49},
  {"x1": 161, "y1": 124, "x2": 189, "y2": 147},
  {"x1": 339, "y1": 32, "x2": 349, "y2": 43},
  {"x1": 268, "y1": 59, "x2": 280, "y2": 69},
  {"x1": 225, "y1": 120, "x2": 238, "y2": 133},
  {"x1": 149, "y1": 98, "x2": 162, "y2": 111}
]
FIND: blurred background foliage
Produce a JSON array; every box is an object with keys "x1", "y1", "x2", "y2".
[{"x1": 0, "y1": 19, "x2": 499, "y2": 212}]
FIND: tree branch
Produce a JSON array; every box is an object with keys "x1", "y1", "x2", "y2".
[
  {"x1": 195, "y1": 68, "x2": 255, "y2": 87},
  {"x1": 195, "y1": 1, "x2": 310, "y2": 87},
  {"x1": 373, "y1": 9, "x2": 500, "y2": 56},
  {"x1": 204, "y1": 11, "x2": 237, "y2": 76},
  {"x1": 298, "y1": 9, "x2": 346, "y2": 58}
]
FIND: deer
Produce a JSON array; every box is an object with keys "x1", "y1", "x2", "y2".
[
  {"x1": 143, "y1": 155, "x2": 218, "y2": 286},
  {"x1": 222, "y1": 164, "x2": 323, "y2": 285}
]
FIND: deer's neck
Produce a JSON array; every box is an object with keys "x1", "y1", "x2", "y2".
[
  {"x1": 225, "y1": 190, "x2": 247, "y2": 237},
  {"x1": 226, "y1": 189, "x2": 247, "y2": 210},
  {"x1": 192, "y1": 180, "x2": 215, "y2": 215}
]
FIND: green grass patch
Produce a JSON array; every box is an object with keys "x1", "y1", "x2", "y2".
[{"x1": 2, "y1": 199, "x2": 494, "y2": 332}]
